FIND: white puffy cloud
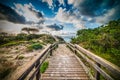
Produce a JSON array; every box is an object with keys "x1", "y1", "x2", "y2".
[
  {"x1": 68, "y1": 0, "x2": 83, "y2": 7},
  {"x1": 59, "y1": 0, "x2": 65, "y2": 6},
  {"x1": 13, "y1": 3, "x2": 44, "y2": 23},
  {"x1": 42, "y1": 0, "x2": 53, "y2": 9},
  {"x1": 74, "y1": 23, "x2": 85, "y2": 29},
  {"x1": 54, "y1": 7, "x2": 85, "y2": 29},
  {"x1": 67, "y1": 0, "x2": 74, "y2": 5}
]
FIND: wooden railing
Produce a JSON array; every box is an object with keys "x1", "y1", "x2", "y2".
[
  {"x1": 67, "y1": 43, "x2": 120, "y2": 80},
  {"x1": 17, "y1": 42, "x2": 58, "y2": 80}
]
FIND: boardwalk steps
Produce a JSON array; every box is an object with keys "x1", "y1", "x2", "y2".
[{"x1": 41, "y1": 44, "x2": 89, "y2": 80}]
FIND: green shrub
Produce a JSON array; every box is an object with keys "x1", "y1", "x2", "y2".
[
  {"x1": 27, "y1": 43, "x2": 43, "y2": 51},
  {"x1": 31, "y1": 43, "x2": 42, "y2": 50},
  {"x1": 40, "y1": 61, "x2": 49, "y2": 73}
]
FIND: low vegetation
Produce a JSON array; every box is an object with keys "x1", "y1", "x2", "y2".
[
  {"x1": 71, "y1": 19, "x2": 120, "y2": 67},
  {"x1": 0, "y1": 41, "x2": 24, "y2": 47},
  {"x1": 0, "y1": 33, "x2": 56, "y2": 47},
  {"x1": 0, "y1": 58, "x2": 14, "y2": 79},
  {"x1": 27, "y1": 43, "x2": 43, "y2": 51},
  {"x1": 40, "y1": 61, "x2": 49, "y2": 73}
]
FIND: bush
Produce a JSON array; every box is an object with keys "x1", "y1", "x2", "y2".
[
  {"x1": 31, "y1": 43, "x2": 42, "y2": 50},
  {"x1": 27, "y1": 43, "x2": 43, "y2": 51},
  {"x1": 40, "y1": 61, "x2": 49, "y2": 73}
]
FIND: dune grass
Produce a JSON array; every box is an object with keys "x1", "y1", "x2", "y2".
[{"x1": 40, "y1": 61, "x2": 49, "y2": 73}]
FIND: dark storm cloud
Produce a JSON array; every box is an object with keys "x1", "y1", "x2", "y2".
[
  {"x1": 109, "y1": 3, "x2": 120, "y2": 19},
  {"x1": 0, "y1": 3, "x2": 26, "y2": 24},
  {"x1": 0, "y1": 3, "x2": 44, "y2": 24},
  {"x1": 47, "y1": 24, "x2": 63, "y2": 31},
  {"x1": 78, "y1": 0, "x2": 120, "y2": 17}
]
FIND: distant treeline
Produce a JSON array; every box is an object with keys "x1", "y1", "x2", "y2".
[{"x1": 71, "y1": 19, "x2": 120, "y2": 67}]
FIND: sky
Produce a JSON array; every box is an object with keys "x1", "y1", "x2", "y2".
[{"x1": 0, "y1": 0, "x2": 120, "y2": 41}]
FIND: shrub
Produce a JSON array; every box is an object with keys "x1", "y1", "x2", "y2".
[
  {"x1": 40, "y1": 61, "x2": 49, "y2": 73},
  {"x1": 31, "y1": 43, "x2": 42, "y2": 50},
  {"x1": 27, "y1": 43, "x2": 43, "y2": 51}
]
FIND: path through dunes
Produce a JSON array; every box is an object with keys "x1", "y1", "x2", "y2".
[{"x1": 41, "y1": 44, "x2": 90, "y2": 80}]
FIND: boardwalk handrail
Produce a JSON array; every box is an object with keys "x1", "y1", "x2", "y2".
[
  {"x1": 67, "y1": 43, "x2": 120, "y2": 80},
  {"x1": 17, "y1": 42, "x2": 58, "y2": 80}
]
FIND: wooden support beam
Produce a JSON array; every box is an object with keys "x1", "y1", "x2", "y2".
[
  {"x1": 95, "y1": 63, "x2": 101, "y2": 80},
  {"x1": 36, "y1": 61, "x2": 40, "y2": 80}
]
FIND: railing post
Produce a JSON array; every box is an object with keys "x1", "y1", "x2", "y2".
[
  {"x1": 95, "y1": 63, "x2": 101, "y2": 80},
  {"x1": 74, "y1": 46, "x2": 77, "y2": 54},
  {"x1": 36, "y1": 61, "x2": 40, "y2": 80},
  {"x1": 50, "y1": 45, "x2": 53, "y2": 56}
]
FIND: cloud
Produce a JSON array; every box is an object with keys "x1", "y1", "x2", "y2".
[
  {"x1": 45, "y1": 0, "x2": 120, "y2": 28},
  {"x1": 46, "y1": 24, "x2": 63, "y2": 31},
  {"x1": 51, "y1": 30, "x2": 76, "y2": 39},
  {"x1": 13, "y1": 3, "x2": 44, "y2": 24},
  {"x1": 42, "y1": 0, "x2": 53, "y2": 9},
  {"x1": 0, "y1": 3, "x2": 26, "y2": 24},
  {"x1": 67, "y1": 0, "x2": 120, "y2": 24},
  {"x1": 0, "y1": 3, "x2": 44, "y2": 24},
  {"x1": 0, "y1": 20, "x2": 27, "y2": 34},
  {"x1": 39, "y1": 23, "x2": 63, "y2": 31},
  {"x1": 95, "y1": 8, "x2": 116, "y2": 23},
  {"x1": 68, "y1": 0, "x2": 82, "y2": 7},
  {"x1": 0, "y1": 20, "x2": 63, "y2": 34},
  {"x1": 68, "y1": 0, "x2": 113, "y2": 17},
  {"x1": 54, "y1": 7, "x2": 85, "y2": 29},
  {"x1": 58, "y1": 0, "x2": 65, "y2": 6}
]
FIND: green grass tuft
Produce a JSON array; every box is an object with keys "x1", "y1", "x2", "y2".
[{"x1": 40, "y1": 61, "x2": 49, "y2": 73}]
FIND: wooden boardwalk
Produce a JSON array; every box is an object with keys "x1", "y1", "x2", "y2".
[{"x1": 41, "y1": 44, "x2": 89, "y2": 80}]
